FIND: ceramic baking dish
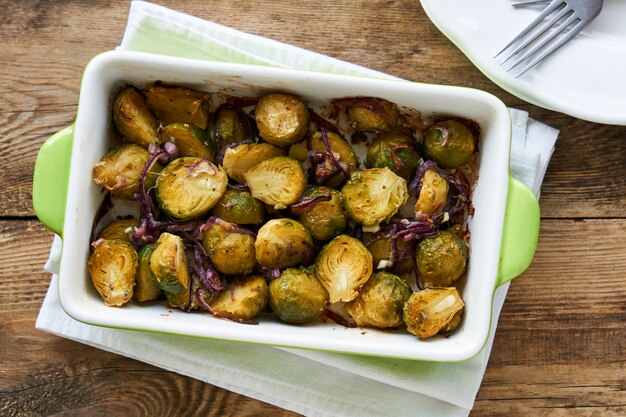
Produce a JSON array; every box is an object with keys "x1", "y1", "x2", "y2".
[{"x1": 33, "y1": 51, "x2": 539, "y2": 361}]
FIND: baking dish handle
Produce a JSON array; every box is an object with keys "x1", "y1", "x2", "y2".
[
  {"x1": 496, "y1": 177, "x2": 540, "y2": 286},
  {"x1": 32, "y1": 125, "x2": 74, "y2": 237}
]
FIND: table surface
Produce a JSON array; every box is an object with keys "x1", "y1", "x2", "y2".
[{"x1": 1, "y1": 1, "x2": 625, "y2": 416}]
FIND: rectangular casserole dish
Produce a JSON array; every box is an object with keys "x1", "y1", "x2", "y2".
[{"x1": 33, "y1": 51, "x2": 539, "y2": 361}]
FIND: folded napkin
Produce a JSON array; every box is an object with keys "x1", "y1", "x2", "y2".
[{"x1": 36, "y1": 2, "x2": 559, "y2": 416}]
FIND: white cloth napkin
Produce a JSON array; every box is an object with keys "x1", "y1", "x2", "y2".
[{"x1": 36, "y1": 2, "x2": 559, "y2": 416}]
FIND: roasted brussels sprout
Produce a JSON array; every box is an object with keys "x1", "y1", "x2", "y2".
[
  {"x1": 161, "y1": 122, "x2": 216, "y2": 160},
  {"x1": 269, "y1": 267, "x2": 328, "y2": 324},
  {"x1": 341, "y1": 168, "x2": 409, "y2": 228},
  {"x1": 365, "y1": 128, "x2": 421, "y2": 181},
  {"x1": 416, "y1": 231, "x2": 468, "y2": 288},
  {"x1": 155, "y1": 157, "x2": 227, "y2": 220},
  {"x1": 98, "y1": 218, "x2": 137, "y2": 243},
  {"x1": 297, "y1": 186, "x2": 347, "y2": 241},
  {"x1": 423, "y1": 119, "x2": 476, "y2": 169},
  {"x1": 208, "y1": 104, "x2": 256, "y2": 148},
  {"x1": 87, "y1": 239, "x2": 138, "y2": 307},
  {"x1": 315, "y1": 235, "x2": 373, "y2": 303},
  {"x1": 202, "y1": 221, "x2": 257, "y2": 275},
  {"x1": 210, "y1": 189, "x2": 265, "y2": 225},
  {"x1": 414, "y1": 168, "x2": 449, "y2": 217},
  {"x1": 346, "y1": 97, "x2": 399, "y2": 133},
  {"x1": 289, "y1": 130, "x2": 358, "y2": 188},
  {"x1": 255, "y1": 93, "x2": 310, "y2": 147},
  {"x1": 255, "y1": 218, "x2": 313, "y2": 269},
  {"x1": 145, "y1": 83, "x2": 211, "y2": 129},
  {"x1": 209, "y1": 275, "x2": 269, "y2": 321},
  {"x1": 222, "y1": 143, "x2": 286, "y2": 183},
  {"x1": 92, "y1": 144, "x2": 160, "y2": 200},
  {"x1": 134, "y1": 244, "x2": 162, "y2": 302},
  {"x1": 345, "y1": 272, "x2": 412, "y2": 328},
  {"x1": 365, "y1": 236, "x2": 414, "y2": 274},
  {"x1": 403, "y1": 288, "x2": 464, "y2": 338},
  {"x1": 244, "y1": 156, "x2": 307, "y2": 209},
  {"x1": 150, "y1": 232, "x2": 189, "y2": 293},
  {"x1": 164, "y1": 275, "x2": 214, "y2": 311},
  {"x1": 112, "y1": 87, "x2": 160, "y2": 148}
]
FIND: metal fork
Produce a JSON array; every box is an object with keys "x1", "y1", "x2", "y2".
[{"x1": 495, "y1": 0, "x2": 604, "y2": 77}]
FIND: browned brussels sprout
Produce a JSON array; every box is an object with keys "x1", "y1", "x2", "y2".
[
  {"x1": 134, "y1": 244, "x2": 162, "y2": 302},
  {"x1": 161, "y1": 122, "x2": 216, "y2": 160},
  {"x1": 416, "y1": 231, "x2": 468, "y2": 288},
  {"x1": 87, "y1": 239, "x2": 138, "y2": 307},
  {"x1": 145, "y1": 83, "x2": 211, "y2": 129},
  {"x1": 165, "y1": 275, "x2": 214, "y2": 311},
  {"x1": 222, "y1": 143, "x2": 286, "y2": 183},
  {"x1": 414, "y1": 168, "x2": 449, "y2": 217},
  {"x1": 296, "y1": 186, "x2": 347, "y2": 241},
  {"x1": 112, "y1": 87, "x2": 160, "y2": 148},
  {"x1": 269, "y1": 267, "x2": 328, "y2": 324},
  {"x1": 423, "y1": 119, "x2": 476, "y2": 169},
  {"x1": 155, "y1": 157, "x2": 227, "y2": 220},
  {"x1": 365, "y1": 236, "x2": 414, "y2": 274},
  {"x1": 365, "y1": 128, "x2": 421, "y2": 181},
  {"x1": 244, "y1": 156, "x2": 307, "y2": 209},
  {"x1": 315, "y1": 235, "x2": 373, "y2": 303},
  {"x1": 255, "y1": 218, "x2": 313, "y2": 269},
  {"x1": 345, "y1": 272, "x2": 412, "y2": 328},
  {"x1": 255, "y1": 93, "x2": 310, "y2": 147},
  {"x1": 403, "y1": 288, "x2": 464, "y2": 338},
  {"x1": 98, "y1": 218, "x2": 138, "y2": 243},
  {"x1": 92, "y1": 144, "x2": 160, "y2": 200},
  {"x1": 209, "y1": 275, "x2": 269, "y2": 321},
  {"x1": 208, "y1": 104, "x2": 256, "y2": 148},
  {"x1": 341, "y1": 168, "x2": 408, "y2": 228},
  {"x1": 210, "y1": 189, "x2": 265, "y2": 225},
  {"x1": 346, "y1": 97, "x2": 400, "y2": 133},
  {"x1": 202, "y1": 221, "x2": 257, "y2": 275},
  {"x1": 150, "y1": 232, "x2": 189, "y2": 294}
]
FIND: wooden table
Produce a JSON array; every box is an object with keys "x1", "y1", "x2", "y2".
[{"x1": 2, "y1": 1, "x2": 624, "y2": 416}]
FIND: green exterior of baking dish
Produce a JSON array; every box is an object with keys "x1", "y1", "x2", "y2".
[{"x1": 32, "y1": 125, "x2": 540, "y2": 288}]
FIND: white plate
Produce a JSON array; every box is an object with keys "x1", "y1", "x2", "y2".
[{"x1": 421, "y1": 0, "x2": 626, "y2": 125}]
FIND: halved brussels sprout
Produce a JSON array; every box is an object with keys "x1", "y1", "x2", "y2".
[
  {"x1": 208, "y1": 104, "x2": 256, "y2": 148},
  {"x1": 210, "y1": 189, "x2": 265, "y2": 225},
  {"x1": 149, "y1": 232, "x2": 189, "y2": 293},
  {"x1": 92, "y1": 144, "x2": 160, "y2": 200},
  {"x1": 202, "y1": 221, "x2": 257, "y2": 275},
  {"x1": 315, "y1": 235, "x2": 373, "y2": 303},
  {"x1": 87, "y1": 239, "x2": 138, "y2": 307},
  {"x1": 346, "y1": 97, "x2": 399, "y2": 133},
  {"x1": 255, "y1": 218, "x2": 313, "y2": 269},
  {"x1": 134, "y1": 244, "x2": 162, "y2": 302},
  {"x1": 145, "y1": 83, "x2": 211, "y2": 129},
  {"x1": 161, "y1": 122, "x2": 216, "y2": 160},
  {"x1": 255, "y1": 93, "x2": 310, "y2": 147},
  {"x1": 222, "y1": 143, "x2": 286, "y2": 183},
  {"x1": 423, "y1": 119, "x2": 476, "y2": 169},
  {"x1": 209, "y1": 275, "x2": 269, "y2": 321},
  {"x1": 155, "y1": 157, "x2": 227, "y2": 220},
  {"x1": 244, "y1": 156, "x2": 307, "y2": 209},
  {"x1": 289, "y1": 130, "x2": 358, "y2": 188},
  {"x1": 414, "y1": 168, "x2": 449, "y2": 217},
  {"x1": 98, "y1": 218, "x2": 138, "y2": 243},
  {"x1": 297, "y1": 186, "x2": 347, "y2": 241},
  {"x1": 345, "y1": 272, "x2": 412, "y2": 328},
  {"x1": 365, "y1": 128, "x2": 421, "y2": 181},
  {"x1": 416, "y1": 231, "x2": 468, "y2": 288},
  {"x1": 165, "y1": 275, "x2": 214, "y2": 311},
  {"x1": 365, "y1": 236, "x2": 414, "y2": 274},
  {"x1": 269, "y1": 267, "x2": 328, "y2": 324},
  {"x1": 341, "y1": 168, "x2": 409, "y2": 228},
  {"x1": 403, "y1": 288, "x2": 464, "y2": 338},
  {"x1": 112, "y1": 87, "x2": 160, "y2": 148}
]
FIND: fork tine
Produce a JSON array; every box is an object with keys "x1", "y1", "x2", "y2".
[
  {"x1": 507, "y1": 12, "x2": 578, "y2": 71},
  {"x1": 512, "y1": 1, "x2": 551, "y2": 7},
  {"x1": 501, "y1": 5, "x2": 572, "y2": 65},
  {"x1": 494, "y1": 0, "x2": 564, "y2": 58},
  {"x1": 514, "y1": 18, "x2": 583, "y2": 77}
]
